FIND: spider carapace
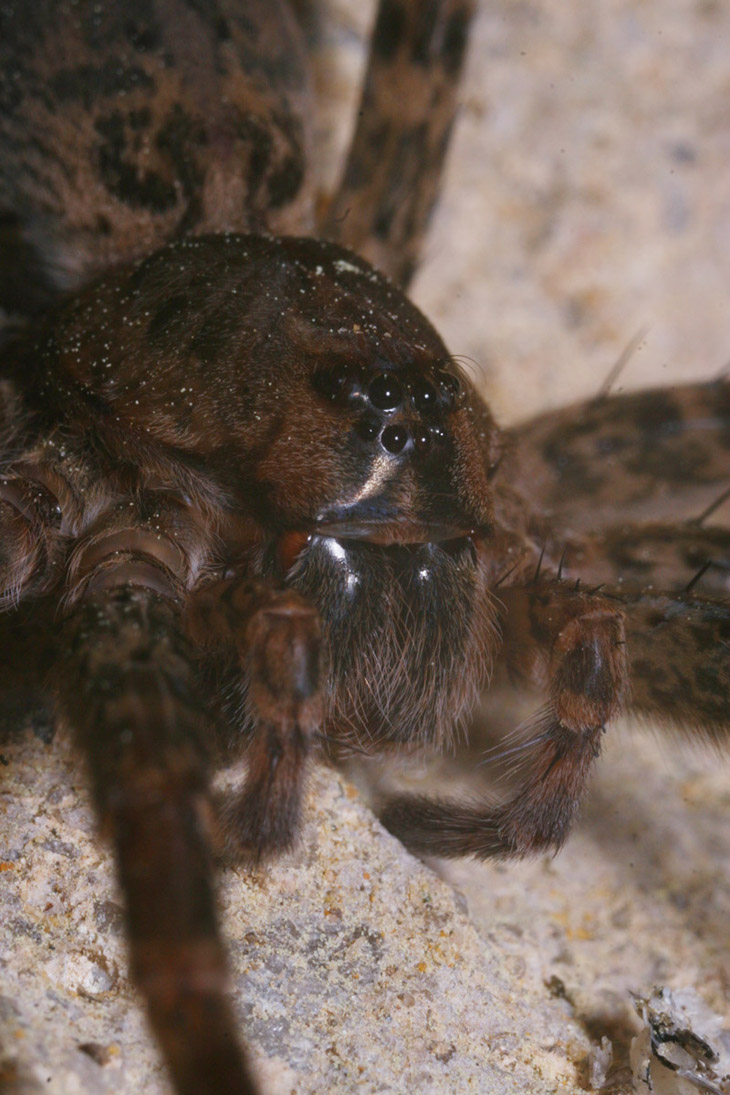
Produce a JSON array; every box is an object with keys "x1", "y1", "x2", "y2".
[{"x1": 1, "y1": 2, "x2": 729, "y2": 1094}]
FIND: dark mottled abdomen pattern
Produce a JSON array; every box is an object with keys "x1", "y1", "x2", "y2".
[{"x1": 0, "y1": 0, "x2": 313, "y2": 315}]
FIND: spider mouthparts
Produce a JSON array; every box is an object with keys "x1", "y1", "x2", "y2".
[
  {"x1": 276, "y1": 524, "x2": 480, "y2": 576},
  {"x1": 311, "y1": 521, "x2": 477, "y2": 546},
  {"x1": 278, "y1": 530, "x2": 313, "y2": 573}
]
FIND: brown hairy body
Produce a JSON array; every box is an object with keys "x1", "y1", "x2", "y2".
[{"x1": 1, "y1": 3, "x2": 728, "y2": 1093}]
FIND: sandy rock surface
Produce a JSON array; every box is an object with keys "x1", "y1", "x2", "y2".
[
  {"x1": 2, "y1": 2, "x2": 730, "y2": 1093},
  {"x1": 0, "y1": 728, "x2": 588, "y2": 1094}
]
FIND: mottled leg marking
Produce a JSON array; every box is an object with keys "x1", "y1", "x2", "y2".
[
  {"x1": 57, "y1": 586, "x2": 258, "y2": 1095},
  {"x1": 554, "y1": 522, "x2": 730, "y2": 598},
  {"x1": 381, "y1": 583, "x2": 628, "y2": 859},
  {"x1": 188, "y1": 576, "x2": 322, "y2": 863},
  {"x1": 613, "y1": 590, "x2": 730, "y2": 745},
  {"x1": 324, "y1": 0, "x2": 475, "y2": 286},
  {"x1": 512, "y1": 380, "x2": 730, "y2": 528}
]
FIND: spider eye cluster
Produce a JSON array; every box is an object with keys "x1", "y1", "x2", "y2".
[
  {"x1": 311, "y1": 361, "x2": 463, "y2": 455},
  {"x1": 368, "y1": 373, "x2": 402, "y2": 409}
]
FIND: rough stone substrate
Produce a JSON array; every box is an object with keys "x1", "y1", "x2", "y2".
[{"x1": 2, "y1": 1, "x2": 730, "y2": 1092}]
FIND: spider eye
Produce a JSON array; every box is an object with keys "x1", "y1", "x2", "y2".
[
  {"x1": 381, "y1": 425, "x2": 409, "y2": 454},
  {"x1": 368, "y1": 372, "x2": 402, "y2": 410},
  {"x1": 356, "y1": 417, "x2": 380, "y2": 441},
  {"x1": 411, "y1": 378, "x2": 438, "y2": 413},
  {"x1": 436, "y1": 370, "x2": 462, "y2": 408},
  {"x1": 413, "y1": 429, "x2": 431, "y2": 452},
  {"x1": 312, "y1": 362, "x2": 353, "y2": 401}
]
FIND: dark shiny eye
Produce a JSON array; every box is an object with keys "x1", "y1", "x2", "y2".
[
  {"x1": 437, "y1": 370, "x2": 461, "y2": 408},
  {"x1": 356, "y1": 417, "x2": 380, "y2": 441},
  {"x1": 369, "y1": 372, "x2": 402, "y2": 410},
  {"x1": 312, "y1": 362, "x2": 352, "y2": 401},
  {"x1": 412, "y1": 379, "x2": 438, "y2": 413},
  {"x1": 381, "y1": 425, "x2": 408, "y2": 453},
  {"x1": 413, "y1": 429, "x2": 431, "y2": 452}
]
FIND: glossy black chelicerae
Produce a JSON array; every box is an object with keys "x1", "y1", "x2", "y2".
[{"x1": 1, "y1": 3, "x2": 730, "y2": 1094}]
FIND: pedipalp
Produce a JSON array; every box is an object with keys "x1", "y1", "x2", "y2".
[{"x1": 381, "y1": 580, "x2": 628, "y2": 859}]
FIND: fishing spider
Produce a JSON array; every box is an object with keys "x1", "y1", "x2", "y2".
[{"x1": 1, "y1": 1, "x2": 729, "y2": 1093}]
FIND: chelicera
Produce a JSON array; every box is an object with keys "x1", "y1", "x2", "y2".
[{"x1": 1, "y1": 2, "x2": 729, "y2": 1094}]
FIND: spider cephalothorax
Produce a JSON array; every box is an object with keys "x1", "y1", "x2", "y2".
[
  {"x1": 2, "y1": 3, "x2": 730, "y2": 1095},
  {"x1": 6, "y1": 232, "x2": 501, "y2": 753}
]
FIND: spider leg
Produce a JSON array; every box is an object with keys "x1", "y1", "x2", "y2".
[
  {"x1": 511, "y1": 379, "x2": 730, "y2": 528},
  {"x1": 0, "y1": 390, "x2": 72, "y2": 607},
  {"x1": 381, "y1": 582, "x2": 628, "y2": 859},
  {"x1": 0, "y1": 473, "x2": 65, "y2": 606},
  {"x1": 54, "y1": 505, "x2": 258, "y2": 1095},
  {"x1": 609, "y1": 589, "x2": 730, "y2": 746},
  {"x1": 0, "y1": 598, "x2": 54, "y2": 742},
  {"x1": 187, "y1": 575, "x2": 322, "y2": 864},
  {"x1": 323, "y1": 0, "x2": 475, "y2": 287},
  {"x1": 57, "y1": 585, "x2": 257, "y2": 1095},
  {"x1": 553, "y1": 522, "x2": 730, "y2": 598}
]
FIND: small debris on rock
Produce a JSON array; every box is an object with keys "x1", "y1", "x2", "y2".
[
  {"x1": 588, "y1": 1036, "x2": 614, "y2": 1090},
  {"x1": 631, "y1": 987, "x2": 730, "y2": 1095}
]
